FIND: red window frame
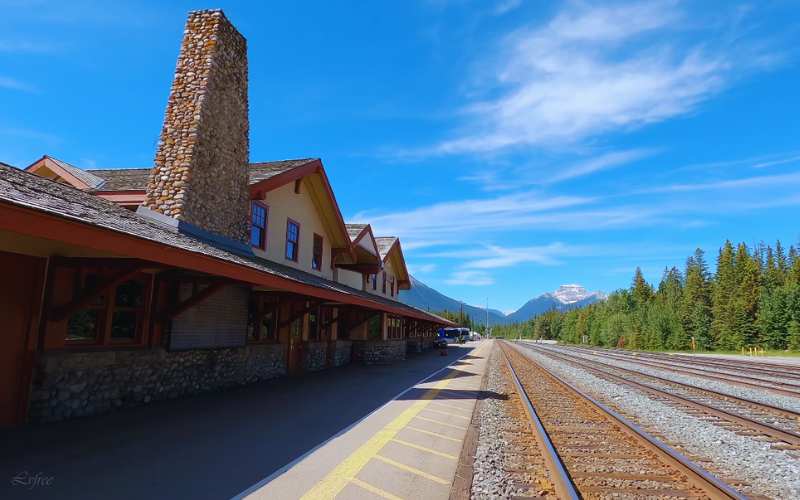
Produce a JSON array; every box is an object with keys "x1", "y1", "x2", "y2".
[
  {"x1": 248, "y1": 295, "x2": 277, "y2": 342},
  {"x1": 285, "y1": 219, "x2": 300, "y2": 262},
  {"x1": 250, "y1": 201, "x2": 268, "y2": 250},
  {"x1": 312, "y1": 234, "x2": 323, "y2": 271},
  {"x1": 64, "y1": 267, "x2": 152, "y2": 347},
  {"x1": 390, "y1": 275, "x2": 395, "y2": 297},
  {"x1": 382, "y1": 272, "x2": 387, "y2": 294},
  {"x1": 388, "y1": 315, "x2": 402, "y2": 339}
]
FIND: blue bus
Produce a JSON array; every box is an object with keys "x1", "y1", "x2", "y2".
[{"x1": 438, "y1": 327, "x2": 470, "y2": 344}]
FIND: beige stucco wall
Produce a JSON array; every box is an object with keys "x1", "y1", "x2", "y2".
[
  {"x1": 338, "y1": 269, "x2": 365, "y2": 290},
  {"x1": 253, "y1": 181, "x2": 334, "y2": 277}
]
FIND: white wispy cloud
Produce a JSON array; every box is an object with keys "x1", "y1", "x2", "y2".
[
  {"x1": 0, "y1": 40, "x2": 57, "y2": 52},
  {"x1": 445, "y1": 270, "x2": 494, "y2": 286},
  {"x1": 436, "y1": 1, "x2": 772, "y2": 153},
  {"x1": 408, "y1": 263, "x2": 437, "y2": 275},
  {"x1": 0, "y1": 76, "x2": 34, "y2": 92}
]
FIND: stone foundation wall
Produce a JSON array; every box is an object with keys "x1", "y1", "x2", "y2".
[
  {"x1": 27, "y1": 343, "x2": 285, "y2": 423},
  {"x1": 406, "y1": 340, "x2": 422, "y2": 354},
  {"x1": 332, "y1": 340, "x2": 352, "y2": 366},
  {"x1": 303, "y1": 341, "x2": 327, "y2": 372},
  {"x1": 353, "y1": 340, "x2": 406, "y2": 365},
  {"x1": 422, "y1": 338, "x2": 437, "y2": 349}
]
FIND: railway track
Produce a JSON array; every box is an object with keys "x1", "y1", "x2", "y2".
[
  {"x1": 518, "y1": 342, "x2": 800, "y2": 451},
  {"x1": 569, "y1": 346, "x2": 800, "y2": 381},
  {"x1": 498, "y1": 341, "x2": 754, "y2": 500},
  {"x1": 558, "y1": 345, "x2": 800, "y2": 398}
]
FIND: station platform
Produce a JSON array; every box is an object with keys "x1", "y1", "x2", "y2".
[
  {"x1": 0, "y1": 341, "x2": 490, "y2": 500},
  {"x1": 240, "y1": 340, "x2": 492, "y2": 500}
]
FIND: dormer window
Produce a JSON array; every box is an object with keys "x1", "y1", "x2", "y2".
[
  {"x1": 286, "y1": 219, "x2": 300, "y2": 261},
  {"x1": 250, "y1": 202, "x2": 268, "y2": 249},
  {"x1": 390, "y1": 276, "x2": 395, "y2": 297}
]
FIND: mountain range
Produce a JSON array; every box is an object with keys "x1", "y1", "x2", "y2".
[{"x1": 398, "y1": 277, "x2": 608, "y2": 326}]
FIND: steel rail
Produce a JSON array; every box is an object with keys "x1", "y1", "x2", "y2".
[
  {"x1": 500, "y1": 348, "x2": 581, "y2": 500},
  {"x1": 571, "y1": 345, "x2": 800, "y2": 377},
  {"x1": 523, "y1": 343, "x2": 800, "y2": 446},
  {"x1": 502, "y1": 341, "x2": 752, "y2": 500},
  {"x1": 566, "y1": 345, "x2": 800, "y2": 385},
  {"x1": 558, "y1": 344, "x2": 800, "y2": 397}
]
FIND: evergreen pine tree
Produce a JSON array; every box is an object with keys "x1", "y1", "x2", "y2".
[
  {"x1": 712, "y1": 241, "x2": 736, "y2": 348},
  {"x1": 733, "y1": 243, "x2": 762, "y2": 347},
  {"x1": 631, "y1": 323, "x2": 643, "y2": 350},
  {"x1": 691, "y1": 300, "x2": 713, "y2": 350},
  {"x1": 776, "y1": 240, "x2": 789, "y2": 280},
  {"x1": 788, "y1": 320, "x2": 800, "y2": 351},
  {"x1": 631, "y1": 267, "x2": 653, "y2": 307}
]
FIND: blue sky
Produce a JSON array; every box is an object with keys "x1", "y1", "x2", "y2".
[{"x1": 2, "y1": 0, "x2": 799, "y2": 312}]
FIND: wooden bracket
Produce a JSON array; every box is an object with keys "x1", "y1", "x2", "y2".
[
  {"x1": 279, "y1": 301, "x2": 323, "y2": 329},
  {"x1": 50, "y1": 263, "x2": 145, "y2": 322},
  {"x1": 155, "y1": 282, "x2": 228, "y2": 325},
  {"x1": 319, "y1": 307, "x2": 358, "y2": 329}
]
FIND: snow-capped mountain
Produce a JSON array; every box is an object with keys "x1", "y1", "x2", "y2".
[
  {"x1": 502, "y1": 310, "x2": 517, "y2": 316},
  {"x1": 506, "y1": 285, "x2": 608, "y2": 322}
]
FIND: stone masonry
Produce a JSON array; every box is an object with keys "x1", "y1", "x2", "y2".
[
  {"x1": 353, "y1": 340, "x2": 406, "y2": 365},
  {"x1": 26, "y1": 343, "x2": 285, "y2": 423},
  {"x1": 302, "y1": 341, "x2": 327, "y2": 372},
  {"x1": 144, "y1": 9, "x2": 250, "y2": 243},
  {"x1": 332, "y1": 340, "x2": 353, "y2": 366}
]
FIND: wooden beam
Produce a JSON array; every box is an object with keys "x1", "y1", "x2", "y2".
[
  {"x1": 155, "y1": 283, "x2": 228, "y2": 325},
  {"x1": 255, "y1": 295, "x2": 300, "y2": 322},
  {"x1": 319, "y1": 307, "x2": 355, "y2": 329},
  {"x1": 279, "y1": 301, "x2": 323, "y2": 329},
  {"x1": 294, "y1": 178, "x2": 302, "y2": 194},
  {"x1": 156, "y1": 275, "x2": 251, "y2": 285},
  {"x1": 51, "y1": 263, "x2": 146, "y2": 322}
]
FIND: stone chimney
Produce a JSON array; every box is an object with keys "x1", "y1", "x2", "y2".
[{"x1": 144, "y1": 9, "x2": 250, "y2": 244}]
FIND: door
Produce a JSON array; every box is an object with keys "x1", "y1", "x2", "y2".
[{"x1": 0, "y1": 251, "x2": 46, "y2": 425}]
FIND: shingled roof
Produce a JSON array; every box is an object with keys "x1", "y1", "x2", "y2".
[
  {"x1": 81, "y1": 158, "x2": 320, "y2": 192},
  {"x1": 345, "y1": 223, "x2": 368, "y2": 242},
  {"x1": 375, "y1": 237, "x2": 399, "y2": 260},
  {"x1": 0, "y1": 164, "x2": 448, "y2": 324},
  {"x1": 47, "y1": 156, "x2": 106, "y2": 189},
  {"x1": 88, "y1": 168, "x2": 151, "y2": 191}
]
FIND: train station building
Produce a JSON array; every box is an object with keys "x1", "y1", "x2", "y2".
[{"x1": 0, "y1": 9, "x2": 452, "y2": 427}]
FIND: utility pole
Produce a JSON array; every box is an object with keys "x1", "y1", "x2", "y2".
[{"x1": 486, "y1": 298, "x2": 490, "y2": 338}]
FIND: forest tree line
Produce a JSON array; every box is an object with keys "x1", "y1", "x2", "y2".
[{"x1": 490, "y1": 238, "x2": 800, "y2": 351}]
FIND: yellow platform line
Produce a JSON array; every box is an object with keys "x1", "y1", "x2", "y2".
[
  {"x1": 391, "y1": 438, "x2": 459, "y2": 459},
  {"x1": 429, "y1": 401, "x2": 474, "y2": 413},
  {"x1": 413, "y1": 415, "x2": 468, "y2": 430},
  {"x1": 421, "y1": 408, "x2": 472, "y2": 420},
  {"x1": 404, "y1": 426, "x2": 462, "y2": 442},
  {"x1": 351, "y1": 478, "x2": 404, "y2": 500},
  {"x1": 433, "y1": 396, "x2": 474, "y2": 407},
  {"x1": 298, "y1": 342, "x2": 489, "y2": 500},
  {"x1": 373, "y1": 455, "x2": 451, "y2": 485}
]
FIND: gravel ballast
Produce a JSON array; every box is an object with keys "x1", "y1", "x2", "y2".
[
  {"x1": 533, "y1": 343, "x2": 800, "y2": 414},
  {"x1": 512, "y1": 342, "x2": 800, "y2": 500}
]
